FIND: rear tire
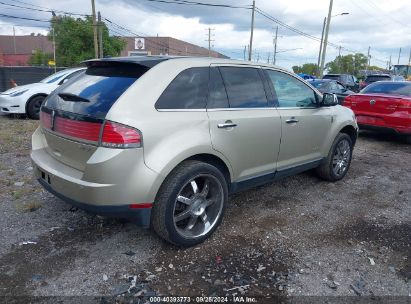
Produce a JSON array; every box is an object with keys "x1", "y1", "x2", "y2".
[
  {"x1": 27, "y1": 95, "x2": 46, "y2": 120},
  {"x1": 316, "y1": 133, "x2": 353, "y2": 182},
  {"x1": 152, "y1": 160, "x2": 228, "y2": 247}
]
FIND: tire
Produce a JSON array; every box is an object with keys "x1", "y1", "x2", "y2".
[
  {"x1": 316, "y1": 133, "x2": 353, "y2": 182},
  {"x1": 152, "y1": 160, "x2": 228, "y2": 247},
  {"x1": 27, "y1": 95, "x2": 46, "y2": 120}
]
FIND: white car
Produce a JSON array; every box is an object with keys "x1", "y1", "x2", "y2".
[{"x1": 0, "y1": 67, "x2": 85, "y2": 119}]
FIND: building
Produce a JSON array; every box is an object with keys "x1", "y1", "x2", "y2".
[
  {"x1": 120, "y1": 36, "x2": 228, "y2": 58},
  {"x1": 0, "y1": 34, "x2": 228, "y2": 66},
  {"x1": 0, "y1": 34, "x2": 53, "y2": 66}
]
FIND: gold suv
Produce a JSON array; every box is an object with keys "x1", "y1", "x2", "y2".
[{"x1": 31, "y1": 56, "x2": 358, "y2": 246}]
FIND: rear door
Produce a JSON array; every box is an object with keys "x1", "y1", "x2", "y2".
[
  {"x1": 264, "y1": 69, "x2": 332, "y2": 170},
  {"x1": 207, "y1": 65, "x2": 281, "y2": 181}
]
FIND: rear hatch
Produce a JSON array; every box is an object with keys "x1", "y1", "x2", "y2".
[{"x1": 40, "y1": 59, "x2": 163, "y2": 171}]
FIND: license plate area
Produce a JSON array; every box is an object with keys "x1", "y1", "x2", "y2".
[{"x1": 40, "y1": 169, "x2": 51, "y2": 184}]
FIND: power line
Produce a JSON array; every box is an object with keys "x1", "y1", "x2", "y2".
[
  {"x1": 2, "y1": 0, "x2": 89, "y2": 16},
  {"x1": 0, "y1": 13, "x2": 50, "y2": 22},
  {"x1": 143, "y1": 0, "x2": 251, "y2": 9}
]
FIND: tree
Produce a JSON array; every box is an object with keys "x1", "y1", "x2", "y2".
[
  {"x1": 292, "y1": 63, "x2": 318, "y2": 75},
  {"x1": 28, "y1": 49, "x2": 53, "y2": 66},
  {"x1": 325, "y1": 53, "x2": 368, "y2": 77},
  {"x1": 49, "y1": 15, "x2": 126, "y2": 67}
]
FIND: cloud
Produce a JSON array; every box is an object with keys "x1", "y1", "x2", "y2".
[{"x1": 0, "y1": 0, "x2": 410, "y2": 69}]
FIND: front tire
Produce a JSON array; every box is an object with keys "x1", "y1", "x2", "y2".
[
  {"x1": 316, "y1": 133, "x2": 353, "y2": 182},
  {"x1": 152, "y1": 160, "x2": 228, "y2": 247},
  {"x1": 27, "y1": 95, "x2": 46, "y2": 120}
]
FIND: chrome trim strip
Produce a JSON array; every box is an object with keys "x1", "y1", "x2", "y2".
[{"x1": 156, "y1": 109, "x2": 207, "y2": 112}]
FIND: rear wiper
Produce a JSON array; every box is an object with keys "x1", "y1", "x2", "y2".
[{"x1": 58, "y1": 93, "x2": 90, "y2": 103}]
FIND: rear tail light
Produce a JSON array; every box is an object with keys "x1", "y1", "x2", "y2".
[
  {"x1": 101, "y1": 121, "x2": 142, "y2": 148},
  {"x1": 40, "y1": 110, "x2": 142, "y2": 149},
  {"x1": 343, "y1": 96, "x2": 351, "y2": 107},
  {"x1": 40, "y1": 111, "x2": 52, "y2": 129},
  {"x1": 54, "y1": 116, "x2": 101, "y2": 143}
]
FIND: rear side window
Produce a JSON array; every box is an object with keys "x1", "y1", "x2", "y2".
[
  {"x1": 45, "y1": 63, "x2": 148, "y2": 119},
  {"x1": 156, "y1": 67, "x2": 208, "y2": 109},
  {"x1": 219, "y1": 67, "x2": 268, "y2": 108},
  {"x1": 362, "y1": 82, "x2": 411, "y2": 97}
]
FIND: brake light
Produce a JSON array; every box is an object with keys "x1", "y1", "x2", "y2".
[
  {"x1": 101, "y1": 121, "x2": 142, "y2": 148},
  {"x1": 40, "y1": 111, "x2": 52, "y2": 129},
  {"x1": 54, "y1": 116, "x2": 101, "y2": 143}
]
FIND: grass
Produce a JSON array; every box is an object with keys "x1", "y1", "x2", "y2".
[
  {"x1": 16, "y1": 200, "x2": 43, "y2": 212},
  {"x1": 0, "y1": 116, "x2": 39, "y2": 154}
]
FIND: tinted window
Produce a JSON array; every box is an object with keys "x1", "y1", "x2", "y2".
[
  {"x1": 219, "y1": 67, "x2": 268, "y2": 108},
  {"x1": 365, "y1": 75, "x2": 391, "y2": 82},
  {"x1": 323, "y1": 75, "x2": 339, "y2": 81},
  {"x1": 362, "y1": 82, "x2": 411, "y2": 97},
  {"x1": 156, "y1": 67, "x2": 208, "y2": 109},
  {"x1": 45, "y1": 63, "x2": 147, "y2": 119},
  {"x1": 207, "y1": 67, "x2": 229, "y2": 108},
  {"x1": 266, "y1": 70, "x2": 317, "y2": 107}
]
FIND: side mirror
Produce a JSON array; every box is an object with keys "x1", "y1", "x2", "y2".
[{"x1": 322, "y1": 93, "x2": 338, "y2": 106}]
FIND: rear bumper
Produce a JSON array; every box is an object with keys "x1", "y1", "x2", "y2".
[
  {"x1": 358, "y1": 124, "x2": 411, "y2": 135},
  {"x1": 38, "y1": 178, "x2": 151, "y2": 226}
]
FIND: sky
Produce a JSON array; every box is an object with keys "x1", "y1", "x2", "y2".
[{"x1": 1, "y1": 0, "x2": 411, "y2": 70}]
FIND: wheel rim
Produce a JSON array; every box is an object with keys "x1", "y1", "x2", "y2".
[
  {"x1": 33, "y1": 98, "x2": 43, "y2": 115},
  {"x1": 173, "y1": 174, "x2": 224, "y2": 239},
  {"x1": 332, "y1": 139, "x2": 351, "y2": 177}
]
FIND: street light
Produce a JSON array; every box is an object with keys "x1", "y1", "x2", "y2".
[
  {"x1": 332, "y1": 12, "x2": 349, "y2": 17},
  {"x1": 319, "y1": 0, "x2": 349, "y2": 77}
]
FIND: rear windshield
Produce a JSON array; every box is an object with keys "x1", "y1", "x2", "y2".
[
  {"x1": 362, "y1": 82, "x2": 411, "y2": 97},
  {"x1": 323, "y1": 75, "x2": 339, "y2": 80},
  {"x1": 364, "y1": 75, "x2": 391, "y2": 83},
  {"x1": 44, "y1": 63, "x2": 148, "y2": 119}
]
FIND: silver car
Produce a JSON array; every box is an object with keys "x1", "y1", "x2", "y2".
[{"x1": 31, "y1": 56, "x2": 358, "y2": 246}]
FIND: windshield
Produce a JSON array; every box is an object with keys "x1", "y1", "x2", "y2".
[
  {"x1": 362, "y1": 82, "x2": 411, "y2": 97},
  {"x1": 309, "y1": 81, "x2": 328, "y2": 89},
  {"x1": 40, "y1": 70, "x2": 71, "y2": 83}
]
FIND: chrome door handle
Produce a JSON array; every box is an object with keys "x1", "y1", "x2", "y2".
[
  {"x1": 285, "y1": 118, "x2": 299, "y2": 124},
  {"x1": 217, "y1": 122, "x2": 237, "y2": 128}
]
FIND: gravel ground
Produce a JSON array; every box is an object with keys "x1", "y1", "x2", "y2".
[{"x1": 0, "y1": 114, "x2": 410, "y2": 302}]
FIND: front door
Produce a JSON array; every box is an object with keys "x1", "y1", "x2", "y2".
[{"x1": 264, "y1": 69, "x2": 332, "y2": 171}]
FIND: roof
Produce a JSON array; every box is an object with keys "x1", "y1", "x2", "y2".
[{"x1": 85, "y1": 55, "x2": 290, "y2": 71}]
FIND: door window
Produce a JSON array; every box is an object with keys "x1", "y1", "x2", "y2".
[
  {"x1": 156, "y1": 67, "x2": 209, "y2": 109},
  {"x1": 219, "y1": 67, "x2": 268, "y2": 108},
  {"x1": 266, "y1": 70, "x2": 317, "y2": 107}
]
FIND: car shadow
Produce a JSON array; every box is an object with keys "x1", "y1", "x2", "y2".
[{"x1": 358, "y1": 130, "x2": 410, "y2": 145}]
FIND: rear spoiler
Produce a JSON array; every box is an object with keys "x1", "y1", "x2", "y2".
[{"x1": 83, "y1": 56, "x2": 172, "y2": 68}]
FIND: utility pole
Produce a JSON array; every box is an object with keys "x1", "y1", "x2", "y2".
[
  {"x1": 91, "y1": 0, "x2": 98, "y2": 59},
  {"x1": 338, "y1": 46, "x2": 342, "y2": 73},
  {"x1": 51, "y1": 11, "x2": 57, "y2": 72},
  {"x1": 12, "y1": 26, "x2": 16, "y2": 54},
  {"x1": 273, "y1": 26, "x2": 278, "y2": 65},
  {"x1": 205, "y1": 28, "x2": 215, "y2": 57},
  {"x1": 98, "y1": 11, "x2": 103, "y2": 58},
  {"x1": 397, "y1": 48, "x2": 402, "y2": 65},
  {"x1": 317, "y1": 17, "x2": 326, "y2": 77},
  {"x1": 408, "y1": 48, "x2": 411, "y2": 66},
  {"x1": 267, "y1": 53, "x2": 270, "y2": 63},
  {"x1": 319, "y1": 0, "x2": 333, "y2": 77},
  {"x1": 248, "y1": 0, "x2": 255, "y2": 61},
  {"x1": 243, "y1": 45, "x2": 247, "y2": 61},
  {"x1": 367, "y1": 46, "x2": 371, "y2": 71},
  {"x1": 389, "y1": 55, "x2": 392, "y2": 70}
]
